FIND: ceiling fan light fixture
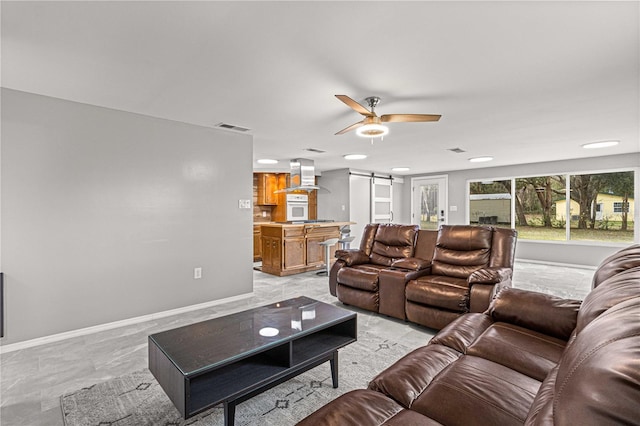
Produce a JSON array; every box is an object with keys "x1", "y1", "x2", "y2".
[{"x1": 356, "y1": 123, "x2": 389, "y2": 138}]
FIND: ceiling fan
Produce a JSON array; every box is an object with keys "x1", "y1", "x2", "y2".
[{"x1": 335, "y1": 95, "x2": 441, "y2": 138}]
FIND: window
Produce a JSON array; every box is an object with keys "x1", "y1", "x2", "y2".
[
  {"x1": 468, "y1": 170, "x2": 636, "y2": 244},
  {"x1": 469, "y1": 180, "x2": 512, "y2": 228},
  {"x1": 614, "y1": 202, "x2": 629, "y2": 213}
]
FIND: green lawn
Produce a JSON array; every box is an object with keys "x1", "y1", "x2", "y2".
[{"x1": 516, "y1": 226, "x2": 634, "y2": 243}]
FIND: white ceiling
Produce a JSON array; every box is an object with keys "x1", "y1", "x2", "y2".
[{"x1": 2, "y1": 1, "x2": 639, "y2": 175}]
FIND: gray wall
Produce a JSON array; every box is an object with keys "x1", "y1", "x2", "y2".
[
  {"x1": 1, "y1": 89, "x2": 254, "y2": 345},
  {"x1": 402, "y1": 154, "x2": 640, "y2": 266},
  {"x1": 317, "y1": 169, "x2": 350, "y2": 222}
]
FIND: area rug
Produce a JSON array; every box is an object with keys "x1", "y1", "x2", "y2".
[{"x1": 61, "y1": 332, "x2": 413, "y2": 426}]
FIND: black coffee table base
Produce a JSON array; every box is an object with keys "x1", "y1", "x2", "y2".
[{"x1": 223, "y1": 350, "x2": 339, "y2": 426}]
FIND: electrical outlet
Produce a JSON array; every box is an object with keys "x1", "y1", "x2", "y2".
[
  {"x1": 194, "y1": 267, "x2": 202, "y2": 279},
  {"x1": 238, "y1": 199, "x2": 251, "y2": 209}
]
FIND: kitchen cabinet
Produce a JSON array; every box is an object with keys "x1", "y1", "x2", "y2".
[
  {"x1": 305, "y1": 226, "x2": 337, "y2": 267},
  {"x1": 271, "y1": 174, "x2": 289, "y2": 222},
  {"x1": 259, "y1": 222, "x2": 348, "y2": 276},
  {"x1": 253, "y1": 225, "x2": 262, "y2": 261},
  {"x1": 256, "y1": 173, "x2": 278, "y2": 205},
  {"x1": 261, "y1": 236, "x2": 281, "y2": 272}
]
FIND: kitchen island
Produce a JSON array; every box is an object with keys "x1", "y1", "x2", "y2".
[{"x1": 260, "y1": 221, "x2": 353, "y2": 276}]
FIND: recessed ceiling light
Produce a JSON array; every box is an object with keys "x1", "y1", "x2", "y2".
[
  {"x1": 468, "y1": 156, "x2": 494, "y2": 163},
  {"x1": 391, "y1": 167, "x2": 410, "y2": 172},
  {"x1": 582, "y1": 140, "x2": 619, "y2": 149},
  {"x1": 257, "y1": 159, "x2": 278, "y2": 164},
  {"x1": 344, "y1": 154, "x2": 367, "y2": 160}
]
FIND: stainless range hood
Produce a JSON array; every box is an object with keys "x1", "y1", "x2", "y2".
[{"x1": 276, "y1": 158, "x2": 320, "y2": 192}]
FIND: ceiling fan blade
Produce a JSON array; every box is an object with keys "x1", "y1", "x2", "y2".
[
  {"x1": 381, "y1": 114, "x2": 441, "y2": 123},
  {"x1": 335, "y1": 95, "x2": 375, "y2": 117},
  {"x1": 335, "y1": 120, "x2": 364, "y2": 135}
]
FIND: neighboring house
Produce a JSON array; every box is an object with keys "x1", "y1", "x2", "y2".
[
  {"x1": 469, "y1": 193, "x2": 512, "y2": 224},
  {"x1": 555, "y1": 193, "x2": 635, "y2": 221}
]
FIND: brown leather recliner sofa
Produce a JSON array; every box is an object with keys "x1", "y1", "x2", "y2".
[
  {"x1": 299, "y1": 244, "x2": 640, "y2": 425},
  {"x1": 330, "y1": 224, "x2": 517, "y2": 330}
]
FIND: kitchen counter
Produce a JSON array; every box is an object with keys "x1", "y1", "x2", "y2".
[{"x1": 259, "y1": 221, "x2": 354, "y2": 276}]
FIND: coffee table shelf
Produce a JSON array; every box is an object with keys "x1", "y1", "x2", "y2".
[{"x1": 149, "y1": 297, "x2": 357, "y2": 425}]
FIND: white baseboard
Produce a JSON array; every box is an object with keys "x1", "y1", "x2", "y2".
[
  {"x1": 0, "y1": 292, "x2": 254, "y2": 354},
  {"x1": 516, "y1": 258, "x2": 597, "y2": 270}
]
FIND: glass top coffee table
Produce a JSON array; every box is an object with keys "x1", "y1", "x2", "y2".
[{"x1": 148, "y1": 296, "x2": 357, "y2": 426}]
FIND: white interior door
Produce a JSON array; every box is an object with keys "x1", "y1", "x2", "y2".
[
  {"x1": 412, "y1": 176, "x2": 447, "y2": 230},
  {"x1": 371, "y1": 177, "x2": 393, "y2": 223}
]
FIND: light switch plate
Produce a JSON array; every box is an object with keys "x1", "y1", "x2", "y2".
[{"x1": 238, "y1": 199, "x2": 251, "y2": 209}]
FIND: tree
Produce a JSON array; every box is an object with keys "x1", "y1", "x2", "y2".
[
  {"x1": 600, "y1": 171, "x2": 634, "y2": 231},
  {"x1": 558, "y1": 174, "x2": 605, "y2": 229},
  {"x1": 517, "y1": 177, "x2": 558, "y2": 227}
]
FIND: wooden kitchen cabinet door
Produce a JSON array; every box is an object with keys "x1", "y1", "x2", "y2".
[
  {"x1": 253, "y1": 225, "x2": 262, "y2": 261},
  {"x1": 257, "y1": 173, "x2": 278, "y2": 205},
  {"x1": 283, "y1": 237, "x2": 305, "y2": 270}
]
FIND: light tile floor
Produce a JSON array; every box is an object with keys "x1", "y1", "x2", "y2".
[{"x1": 0, "y1": 261, "x2": 594, "y2": 426}]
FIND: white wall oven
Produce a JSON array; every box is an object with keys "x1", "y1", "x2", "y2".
[{"x1": 286, "y1": 194, "x2": 309, "y2": 221}]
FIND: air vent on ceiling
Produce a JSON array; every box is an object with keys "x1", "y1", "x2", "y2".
[
  {"x1": 214, "y1": 122, "x2": 251, "y2": 133},
  {"x1": 304, "y1": 148, "x2": 326, "y2": 153},
  {"x1": 448, "y1": 147, "x2": 467, "y2": 153}
]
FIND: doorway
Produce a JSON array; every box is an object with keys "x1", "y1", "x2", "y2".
[{"x1": 412, "y1": 176, "x2": 447, "y2": 230}]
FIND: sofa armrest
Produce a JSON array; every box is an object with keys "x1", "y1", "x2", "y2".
[
  {"x1": 390, "y1": 257, "x2": 432, "y2": 272},
  {"x1": 468, "y1": 267, "x2": 512, "y2": 284},
  {"x1": 335, "y1": 249, "x2": 370, "y2": 266},
  {"x1": 486, "y1": 287, "x2": 582, "y2": 341},
  {"x1": 329, "y1": 259, "x2": 346, "y2": 297}
]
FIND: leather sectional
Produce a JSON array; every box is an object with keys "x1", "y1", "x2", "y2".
[
  {"x1": 299, "y1": 244, "x2": 640, "y2": 425},
  {"x1": 330, "y1": 223, "x2": 517, "y2": 330}
]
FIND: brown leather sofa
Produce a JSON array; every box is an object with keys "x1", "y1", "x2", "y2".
[
  {"x1": 299, "y1": 244, "x2": 640, "y2": 426},
  {"x1": 330, "y1": 224, "x2": 517, "y2": 329}
]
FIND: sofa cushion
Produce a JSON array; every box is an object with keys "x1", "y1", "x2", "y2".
[
  {"x1": 296, "y1": 389, "x2": 442, "y2": 426},
  {"x1": 575, "y1": 266, "x2": 640, "y2": 333},
  {"x1": 429, "y1": 313, "x2": 494, "y2": 353},
  {"x1": 337, "y1": 266, "x2": 380, "y2": 291},
  {"x1": 550, "y1": 297, "x2": 640, "y2": 425},
  {"x1": 368, "y1": 344, "x2": 461, "y2": 408},
  {"x1": 524, "y1": 363, "x2": 558, "y2": 425},
  {"x1": 467, "y1": 323, "x2": 566, "y2": 381},
  {"x1": 336, "y1": 285, "x2": 379, "y2": 312},
  {"x1": 591, "y1": 244, "x2": 640, "y2": 288},
  {"x1": 486, "y1": 287, "x2": 581, "y2": 341},
  {"x1": 411, "y1": 355, "x2": 540, "y2": 426},
  {"x1": 369, "y1": 224, "x2": 418, "y2": 266},
  {"x1": 406, "y1": 276, "x2": 469, "y2": 311},
  {"x1": 431, "y1": 226, "x2": 492, "y2": 278}
]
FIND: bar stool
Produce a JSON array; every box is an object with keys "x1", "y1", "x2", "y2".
[
  {"x1": 338, "y1": 236, "x2": 355, "y2": 250},
  {"x1": 316, "y1": 238, "x2": 339, "y2": 276},
  {"x1": 338, "y1": 225, "x2": 355, "y2": 250}
]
